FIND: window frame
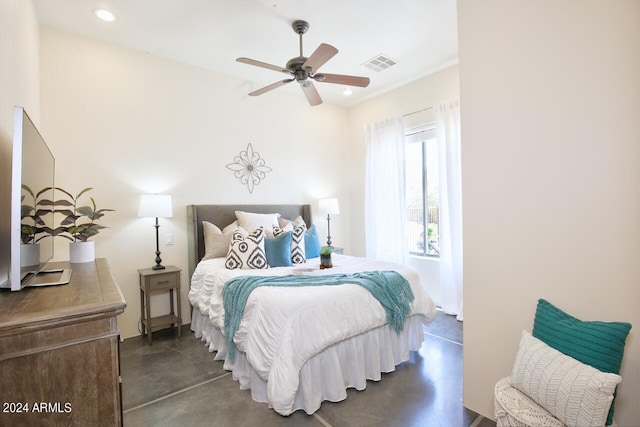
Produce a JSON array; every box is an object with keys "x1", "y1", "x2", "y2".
[{"x1": 405, "y1": 123, "x2": 439, "y2": 258}]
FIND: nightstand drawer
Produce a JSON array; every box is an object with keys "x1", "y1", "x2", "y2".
[{"x1": 149, "y1": 273, "x2": 178, "y2": 290}]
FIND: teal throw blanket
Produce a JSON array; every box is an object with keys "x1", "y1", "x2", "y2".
[{"x1": 222, "y1": 271, "x2": 415, "y2": 359}]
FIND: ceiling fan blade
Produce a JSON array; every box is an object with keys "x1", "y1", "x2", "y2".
[
  {"x1": 300, "y1": 81, "x2": 322, "y2": 106},
  {"x1": 314, "y1": 73, "x2": 370, "y2": 87},
  {"x1": 302, "y1": 43, "x2": 338, "y2": 72},
  {"x1": 237, "y1": 57, "x2": 292, "y2": 75},
  {"x1": 249, "y1": 79, "x2": 294, "y2": 96}
]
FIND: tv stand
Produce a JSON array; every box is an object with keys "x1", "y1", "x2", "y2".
[{"x1": 0, "y1": 259, "x2": 126, "y2": 426}]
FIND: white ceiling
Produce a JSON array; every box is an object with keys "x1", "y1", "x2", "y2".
[{"x1": 32, "y1": 0, "x2": 458, "y2": 107}]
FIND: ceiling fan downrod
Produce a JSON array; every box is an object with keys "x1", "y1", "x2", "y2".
[{"x1": 292, "y1": 20, "x2": 309, "y2": 57}]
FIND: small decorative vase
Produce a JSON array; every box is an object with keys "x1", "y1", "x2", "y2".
[
  {"x1": 21, "y1": 243, "x2": 40, "y2": 267},
  {"x1": 320, "y1": 253, "x2": 333, "y2": 269},
  {"x1": 70, "y1": 241, "x2": 95, "y2": 263}
]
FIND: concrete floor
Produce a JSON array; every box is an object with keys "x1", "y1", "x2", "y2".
[{"x1": 121, "y1": 311, "x2": 496, "y2": 427}]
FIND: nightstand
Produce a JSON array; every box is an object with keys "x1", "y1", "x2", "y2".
[
  {"x1": 138, "y1": 265, "x2": 182, "y2": 345},
  {"x1": 331, "y1": 247, "x2": 344, "y2": 254}
]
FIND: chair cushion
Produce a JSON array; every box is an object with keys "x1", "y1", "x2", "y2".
[{"x1": 495, "y1": 377, "x2": 565, "y2": 427}]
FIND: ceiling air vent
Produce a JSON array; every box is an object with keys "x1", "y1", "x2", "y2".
[{"x1": 362, "y1": 54, "x2": 397, "y2": 72}]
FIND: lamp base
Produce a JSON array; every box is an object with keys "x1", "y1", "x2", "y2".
[{"x1": 152, "y1": 247, "x2": 165, "y2": 270}]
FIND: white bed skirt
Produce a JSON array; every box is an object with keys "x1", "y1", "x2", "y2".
[{"x1": 191, "y1": 309, "x2": 427, "y2": 415}]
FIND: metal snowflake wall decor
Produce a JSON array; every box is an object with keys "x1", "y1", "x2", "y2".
[{"x1": 226, "y1": 143, "x2": 272, "y2": 193}]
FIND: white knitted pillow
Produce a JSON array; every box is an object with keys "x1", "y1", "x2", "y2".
[{"x1": 510, "y1": 331, "x2": 622, "y2": 427}]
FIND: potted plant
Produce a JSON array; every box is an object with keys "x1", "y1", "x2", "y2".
[
  {"x1": 51, "y1": 187, "x2": 114, "y2": 263},
  {"x1": 320, "y1": 246, "x2": 333, "y2": 269},
  {"x1": 20, "y1": 185, "x2": 54, "y2": 266}
]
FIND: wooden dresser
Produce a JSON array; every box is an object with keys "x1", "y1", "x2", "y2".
[{"x1": 0, "y1": 258, "x2": 126, "y2": 427}]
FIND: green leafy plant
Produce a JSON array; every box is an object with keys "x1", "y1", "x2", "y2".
[
  {"x1": 52, "y1": 187, "x2": 115, "y2": 242},
  {"x1": 20, "y1": 185, "x2": 54, "y2": 244},
  {"x1": 320, "y1": 246, "x2": 333, "y2": 256},
  {"x1": 319, "y1": 245, "x2": 333, "y2": 269}
]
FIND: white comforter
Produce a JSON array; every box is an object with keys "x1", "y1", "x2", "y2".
[{"x1": 189, "y1": 254, "x2": 436, "y2": 415}]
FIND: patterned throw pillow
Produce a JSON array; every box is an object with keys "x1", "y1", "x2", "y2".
[
  {"x1": 225, "y1": 227, "x2": 268, "y2": 270},
  {"x1": 273, "y1": 224, "x2": 307, "y2": 264}
]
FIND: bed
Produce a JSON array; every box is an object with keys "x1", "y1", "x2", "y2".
[{"x1": 187, "y1": 204, "x2": 436, "y2": 416}]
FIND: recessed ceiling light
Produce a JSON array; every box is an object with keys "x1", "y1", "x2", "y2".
[{"x1": 94, "y1": 9, "x2": 116, "y2": 22}]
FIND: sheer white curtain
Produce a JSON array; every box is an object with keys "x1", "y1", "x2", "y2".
[
  {"x1": 436, "y1": 100, "x2": 463, "y2": 321},
  {"x1": 364, "y1": 117, "x2": 408, "y2": 264}
]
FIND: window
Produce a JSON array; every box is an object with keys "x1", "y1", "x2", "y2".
[{"x1": 405, "y1": 124, "x2": 439, "y2": 256}]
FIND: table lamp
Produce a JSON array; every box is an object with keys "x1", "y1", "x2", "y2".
[
  {"x1": 318, "y1": 198, "x2": 339, "y2": 247},
  {"x1": 138, "y1": 194, "x2": 173, "y2": 270}
]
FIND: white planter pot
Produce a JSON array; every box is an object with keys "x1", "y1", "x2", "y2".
[
  {"x1": 70, "y1": 241, "x2": 95, "y2": 263},
  {"x1": 21, "y1": 243, "x2": 40, "y2": 267}
]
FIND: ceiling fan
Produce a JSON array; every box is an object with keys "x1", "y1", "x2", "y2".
[{"x1": 237, "y1": 20, "x2": 370, "y2": 106}]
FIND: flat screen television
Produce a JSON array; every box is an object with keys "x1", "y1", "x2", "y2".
[{"x1": 0, "y1": 106, "x2": 71, "y2": 291}]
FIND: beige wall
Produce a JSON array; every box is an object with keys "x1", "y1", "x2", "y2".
[
  {"x1": 39, "y1": 27, "x2": 350, "y2": 338},
  {"x1": 459, "y1": 1, "x2": 639, "y2": 425},
  {"x1": 0, "y1": 0, "x2": 39, "y2": 138}
]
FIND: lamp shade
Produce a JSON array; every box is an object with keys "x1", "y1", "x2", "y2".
[
  {"x1": 318, "y1": 198, "x2": 340, "y2": 215},
  {"x1": 138, "y1": 194, "x2": 173, "y2": 218}
]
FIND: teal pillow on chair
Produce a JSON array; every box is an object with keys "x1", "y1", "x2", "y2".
[{"x1": 532, "y1": 299, "x2": 632, "y2": 426}]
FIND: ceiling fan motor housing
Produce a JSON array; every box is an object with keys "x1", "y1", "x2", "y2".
[{"x1": 286, "y1": 56, "x2": 311, "y2": 82}]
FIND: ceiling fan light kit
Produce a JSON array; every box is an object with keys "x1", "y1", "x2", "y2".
[{"x1": 237, "y1": 20, "x2": 370, "y2": 106}]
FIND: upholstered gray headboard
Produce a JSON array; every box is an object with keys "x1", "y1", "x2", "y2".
[{"x1": 186, "y1": 204, "x2": 312, "y2": 279}]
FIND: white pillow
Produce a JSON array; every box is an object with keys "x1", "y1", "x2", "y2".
[
  {"x1": 222, "y1": 220, "x2": 247, "y2": 236},
  {"x1": 280, "y1": 223, "x2": 294, "y2": 232},
  {"x1": 235, "y1": 211, "x2": 279, "y2": 236},
  {"x1": 278, "y1": 215, "x2": 306, "y2": 229},
  {"x1": 510, "y1": 330, "x2": 622, "y2": 427},
  {"x1": 202, "y1": 221, "x2": 247, "y2": 260}
]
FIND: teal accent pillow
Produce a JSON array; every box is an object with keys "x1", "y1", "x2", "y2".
[
  {"x1": 304, "y1": 224, "x2": 321, "y2": 258},
  {"x1": 264, "y1": 231, "x2": 292, "y2": 267},
  {"x1": 532, "y1": 299, "x2": 632, "y2": 426}
]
